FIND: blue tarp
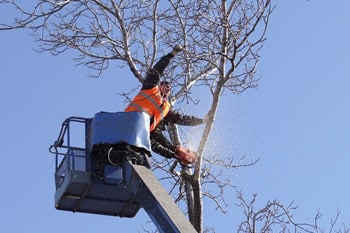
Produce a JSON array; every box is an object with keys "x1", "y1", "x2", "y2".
[{"x1": 89, "y1": 111, "x2": 151, "y2": 154}]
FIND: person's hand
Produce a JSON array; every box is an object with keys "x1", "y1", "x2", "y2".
[
  {"x1": 174, "y1": 146, "x2": 197, "y2": 165},
  {"x1": 170, "y1": 45, "x2": 183, "y2": 56}
]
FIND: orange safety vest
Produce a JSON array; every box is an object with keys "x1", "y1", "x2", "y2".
[{"x1": 125, "y1": 86, "x2": 171, "y2": 132}]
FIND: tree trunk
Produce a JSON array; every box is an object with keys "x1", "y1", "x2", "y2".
[{"x1": 167, "y1": 123, "x2": 196, "y2": 226}]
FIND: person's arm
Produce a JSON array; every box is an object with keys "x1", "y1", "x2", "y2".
[
  {"x1": 151, "y1": 120, "x2": 198, "y2": 165},
  {"x1": 150, "y1": 128, "x2": 176, "y2": 158},
  {"x1": 164, "y1": 109, "x2": 205, "y2": 126},
  {"x1": 142, "y1": 54, "x2": 174, "y2": 90},
  {"x1": 142, "y1": 45, "x2": 183, "y2": 90}
]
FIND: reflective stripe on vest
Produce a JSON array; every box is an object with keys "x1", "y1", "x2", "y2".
[{"x1": 125, "y1": 86, "x2": 170, "y2": 131}]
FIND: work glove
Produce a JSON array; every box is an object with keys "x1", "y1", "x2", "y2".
[
  {"x1": 170, "y1": 45, "x2": 183, "y2": 57},
  {"x1": 174, "y1": 146, "x2": 197, "y2": 165}
]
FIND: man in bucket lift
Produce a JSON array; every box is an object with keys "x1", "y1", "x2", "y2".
[{"x1": 125, "y1": 45, "x2": 209, "y2": 165}]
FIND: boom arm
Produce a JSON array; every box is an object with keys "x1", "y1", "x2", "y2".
[{"x1": 127, "y1": 160, "x2": 197, "y2": 233}]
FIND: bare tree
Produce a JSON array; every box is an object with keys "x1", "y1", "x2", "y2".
[
  {"x1": 235, "y1": 191, "x2": 349, "y2": 233},
  {"x1": 2, "y1": 1, "x2": 347, "y2": 232}
]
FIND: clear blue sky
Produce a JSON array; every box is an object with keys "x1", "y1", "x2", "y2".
[{"x1": 1, "y1": 1, "x2": 349, "y2": 232}]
